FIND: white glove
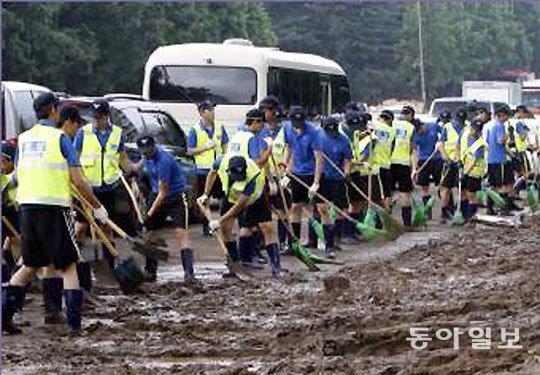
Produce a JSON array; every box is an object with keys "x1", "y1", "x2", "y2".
[
  {"x1": 93, "y1": 205, "x2": 109, "y2": 224},
  {"x1": 204, "y1": 140, "x2": 216, "y2": 151},
  {"x1": 280, "y1": 175, "x2": 291, "y2": 189},
  {"x1": 209, "y1": 219, "x2": 220, "y2": 231},
  {"x1": 268, "y1": 181, "x2": 278, "y2": 196},
  {"x1": 197, "y1": 194, "x2": 209, "y2": 206},
  {"x1": 308, "y1": 182, "x2": 320, "y2": 199},
  {"x1": 363, "y1": 162, "x2": 372, "y2": 170}
]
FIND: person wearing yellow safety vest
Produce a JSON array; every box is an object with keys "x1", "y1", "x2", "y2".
[
  {"x1": 187, "y1": 100, "x2": 230, "y2": 236},
  {"x1": 509, "y1": 105, "x2": 531, "y2": 188},
  {"x1": 436, "y1": 108, "x2": 468, "y2": 223},
  {"x1": 372, "y1": 110, "x2": 396, "y2": 211},
  {"x1": 2, "y1": 92, "x2": 108, "y2": 335},
  {"x1": 1, "y1": 141, "x2": 18, "y2": 283},
  {"x1": 73, "y1": 99, "x2": 134, "y2": 271},
  {"x1": 390, "y1": 106, "x2": 417, "y2": 227},
  {"x1": 199, "y1": 154, "x2": 281, "y2": 278},
  {"x1": 458, "y1": 118, "x2": 488, "y2": 220}
]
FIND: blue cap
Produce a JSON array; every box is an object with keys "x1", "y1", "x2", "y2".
[
  {"x1": 59, "y1": 106, "x2": 85, "y2": 124},
  {"x1": 198, "y1": 99, "x2": 216, "y2": 111},
  {"x1": 322, "y1": 116, "x2": 340, "y2": 131},
  {"x1": 136, "y1": 134, "x2": 156, "y2": 154},
  {"x1": 345, "y1": 110, "x2": 362, "y2": 126},
  {"x1": 92, "y1": 99, "x2": 110, "y2": 116},
  {"x1": 33, "y1": 92, "x2": 59, "y2": 113},
  {"x1": 246, "y1": 108, "x2": 263, "y2": 120},
  {"x1": 289, "y1": 106, "x2": 306, "y2": 126}
]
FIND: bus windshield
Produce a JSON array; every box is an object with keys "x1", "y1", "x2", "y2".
[{"x1": 149, "y1": 66, "x2": 257, "y2": 105}]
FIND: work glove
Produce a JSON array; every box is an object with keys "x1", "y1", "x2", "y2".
[
  {"x1": 268, "y1": 181, "x2": 278, "y2": 196},
  {"x1": 197, "y1": 194, "x2": 209, "y2": 206},
  {"x1": 93, "y1": 205, "x2": 109, "y2": 224},
  {"x1": 362, "y1": 162, "x2": 372, "y2": 170},
  {"x1": 208, "y1": 219, "x2": 220, "y2": 232},
  {"x1": 203, "y1": 140, "x2": 216, "y2": 151},
  {"x1": 280, "y1": 175, "x2": 291, "y2": 189},
  {"x1": 308, "y1": 182, "x2": 320, "y2": 199}
]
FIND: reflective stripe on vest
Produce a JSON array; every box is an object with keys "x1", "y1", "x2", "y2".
[
  {"x1": 442, "y1": 123, "x2": 463, "y2": 162},
  {"x1": 79, "y1": 124, "x2": 122, "y2": 187},
  {"x1": 193, "y1": 122, "x2": 224, "y2": 169},
  {"x1": 228, "y1": 130, "x2": 253, "y2": 158},
  {"x1": 460, "y1": 130, "x2": 487, "y2": 178},
  {"x1": 390, "y1": 120, "x2": 414, "y2": 166},
  {"x1": 1, "y1": 173, "x2": 16, "y2": 206},
  {"x1": 352, "y1": 132, "x2": 379, "y2": 175},
  {"x1": 372, "y1": 121, "x2": 395, "y2": 169},
  {"x1": 16, "y1": 125, "x2": 71, "y2": 207},
  {"x1": 217, "y1": 155, "x2": 265, "y2": 205},
  {"x1": 268, "y1": 126, "x2": 286, "y2": 172}
]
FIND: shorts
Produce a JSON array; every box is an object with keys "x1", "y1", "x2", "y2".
[
  {"x1": 290, "y1": 174, "x2": 314, "y2": 204},
  {"x1": 146, "y1": 191, "x2": 190, "y2": 230},
  {"x1": 316, "y1": 178, "x2": 348, "y2": 209},
  {"x1": 441, "y1": 164, "x2": 459, "y2": 189},
  {"x1": 347, "y1": 172, "x2": 381, "y2": 204},
  {"x1": 417, "y1": 159, "x2": 443, "y2": 187},
  {"x1": 512, "y1": 152, "x2": 530, "y2": 175},
  {"x1": 463, "y1": 176, "x2": 481, "y2": 193},
  {"x1": 379, "y1": 167, "x2": 392, "y2": 199},
  {"x1": 488, "y1": 163, "x2": 514, "y2": 188},
  {"x1": 197, "y1": 173, "x2": 224, "y2": 199},
  {"x1": 269, "y1": 185, "x2": 291, "y2": 210},
  {"x1": 238, "y1": 194, "x2": 273, "y2": 228},
  {"x1": 390, "y1": 164, "x2": 413, "y2": 193},
  {"x1": 2, "y1": 205, "x2": 19, "y2": 244},
  {"x1": 20, "y1": 206, "x2": 79, "y2": 270}
]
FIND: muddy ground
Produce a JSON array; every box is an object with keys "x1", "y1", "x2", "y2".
[{"x1": 2, "y1": 214, "x2": 540, "y2": 374}]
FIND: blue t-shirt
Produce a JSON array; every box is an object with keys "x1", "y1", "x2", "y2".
[
  {"x1": 211, "y1": 156, "x2": 257, "y2": 198},
  {"x1": 144, "y1": 147, "x2": 188, "y2": 196},
  {"x1": 486, "y1": 120, "x2": 507, "y2": 164},
  {"x1": 283, "y1": 121, "x2": 322, "y2": 175},
  {"x1": 319, "y1": 130, "x2": 352, "y2": 180},
  {"x1": 413, "y1": 122, "x2": 442, "y2": 161},
  {"x1": 187, "y1": 121, "x2": 230, "y2": 175}
]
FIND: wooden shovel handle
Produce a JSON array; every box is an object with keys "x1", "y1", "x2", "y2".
[
  {"x1": 72, "y1": 203, "x2": 118, "y2": 257},
  {"x1": 196, "y1": 200, "x2": 229, "y2": 257},
  {"x1": 120, "y1": 174, "x2": 145, "y2": 225},
  {"x1": 2, "y1": 216, "x2": 21, "y2": 242}
]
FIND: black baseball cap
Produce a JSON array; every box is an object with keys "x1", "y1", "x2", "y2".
[
  {"x1": 227, "y1": 155, "x2": 247, "y2": 180},
  {"x1": 345, "y1": 110, "x2": 362, "y2": 126},
  {"x1": 259, "y1": 95, "x2": 279, "y2": 110},
  {"x1": 454, "y1": 107, "x2": 467, "y2": 120},
  {"x1": 379, "y1": 110, "x2": 394, "y2": 121},
  {"x1": 322, "y1": 116, "x2": 340, "y2": 131},
  {"x1": 59, "y1": 106, "x2": 85, "y2": 125},
  {"x1": 246, "y1": 108, "x2": 263, "y2": 121},
  {"x1": 198, "y1": 99, "x2": 216, "y2": 111},
  {"x1": 495, "y1": 103, "x2": 511, "y2": 115},
  {"x1": 33, "y1": 92, "x2": 60, "y2": 113},
  {"x1": 136, "y1": 134, "x2": 156, "y2": 154},
  {"x1": 2, "y1": 141, "x2": 16, "y2": 161},
  {"x1": 401, "y1": 105, "x2": 415, "y2": 115},
  {"x1": 289, "y1": 106, "x2": 306, "y2": 127},
  {"x1": 516, "y1": 104, "x2": 528, "y2": 112},
  {"x1": 92, "y1": 99, "x2": 110, "y2": 116}
]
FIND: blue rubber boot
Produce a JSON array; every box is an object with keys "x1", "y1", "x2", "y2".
[
  {"x1": 63, "y1": 289, "x2": 83, "y2": 332},
  {"x1": 265, "y1": 243, "x2": 281, "y2": 278},
  {"x1": 43, "y1": 277, "x2": 65, "y2": 324}
]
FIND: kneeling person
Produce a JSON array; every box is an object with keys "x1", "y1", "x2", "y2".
[{"x1": 134, "y1": 135, "x2": 196, "y2": 284}]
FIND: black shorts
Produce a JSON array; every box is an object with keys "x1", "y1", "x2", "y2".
[
  {"x1": 269, "y1": 185, "x2": 291, "y2": 210},
  {"x1": 488, "y1": 163, "x2": 514, "y2": 188},
  {"x1": 2, "y1": 205, "x2": 19, "y2": 244},
  {"x1": 316, "y1": 178, "x2": 348, "y2": 209},
  {"x1": 197, "y1": 173, "x2": 224, "y2": 199},
  {"x1": 238, "y1": 194, "x2": 273, "y2": 228},
  {"x1": 512, "y1": 152, "x2": 530, "y2": 174},
  {"x1": 290, "y1": 174, "x2": 314, "y2": 204},
  {"x1": 75, "y1": 183, "x2": 131, "y2": 224},
  {"x1": 463, "y1": 176, "x2": 482, "y2": 193},
  {"x1": 347, "y1": 172, "x2": 381, "y2": 204},
  {"x1": 20, "y1": 206, "x2": 79, "y2": 270},
  {"x1": 390, "y1": 164, "x2": 413, "y2": 193},
  {"x1": 379, "y1": 167, "x2": 392, "y2": 199},
  {"x1": 417, "y1": 160, "x2": 443, "y2": 187},
  {"x1": 146, "y1": 191, "x2": 190, "y2": 230},
  {"x1": 441, "y1": 164, "x2": 459, "y2": 189}
]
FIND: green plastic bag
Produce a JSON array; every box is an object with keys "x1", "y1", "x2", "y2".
[
  {"x1": 476, "y1": 190, "x2": 486, "y2": 204},
  {"x1": 363, "y1": 208, "x2": 377, "y2": 229},
  {"x1": 308, "y1": 217, "x2": 325, "y2": 241},
  {"x1": 355, "y1": 221, "x2": 387, "y2": 241},
  {"x1": 527, "y1": 185, "x2": 538, "y2": 212},
  {"x1": 412, "y1": 196, "x2": 426, "y2": 226},
  {"x1": 484, "y1": 188, "x2": 506, "y2": 207}
]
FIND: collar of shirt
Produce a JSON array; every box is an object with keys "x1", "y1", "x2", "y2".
[
  {"x1": 38, "y1": 119, "x2": 57, "y2": 128},
  {"x1": 93, "y1": 121, "x2": 113, "y2": 134}
]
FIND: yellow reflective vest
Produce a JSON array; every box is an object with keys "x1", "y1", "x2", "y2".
[
  {"x1": 16, "y1": 125, "x2": 71, "y2": 207},
  {"x1": 267, "y1": 126, "x2": 286, "y2": 172},
  {"x1": 442, "y1": 122, "x2": 466, "y2": 162},
  {"x1": 390, "y1": 120, "x2": 415, "y2": 166},
  {"x1": 372, "y1": 121, "x2": 395, "y2": 169},
  {"x1": 79, "y1": 124, "x2": 122, "y2": 187},
  {"x1": 193, "y1": 122, "x2": 224, "y2": 169},
  {"x1": 228, "y1": 130, "x2": 253, "y2": 159},
  {"x1": 508, "y1": 119, "x2": 528, "y2": 153},
  {"x1": 1, "y1": 173, "x2": 16, "y2": 207},
  {"x1": 351, "y1": 131, "x2": 379, "y2": 175},
  {"x1": 217, "y1": 155, "x2": 265, "y2": 205},
  {"x1": 460, "y1": 129, "x2": 487, "y2": 178}
]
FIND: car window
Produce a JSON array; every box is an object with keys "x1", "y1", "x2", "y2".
[
  {"x1": 139, "y1": 111, "x2": 185, "y2": 146},
  {"x1": 110, "y1": 107, "x2": 142, "y2": 142},
  {"x1": 12, "y1": 90, "x2": 48, "y2": 132}
]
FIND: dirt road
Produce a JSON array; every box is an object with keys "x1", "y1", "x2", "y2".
[{"x1": 3, "y1": 217, "x2": 540, "y2": 374}]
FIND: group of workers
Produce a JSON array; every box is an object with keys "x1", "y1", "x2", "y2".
[{"x1": 1, "y1": 90, "x2": 538, "y2": 335}]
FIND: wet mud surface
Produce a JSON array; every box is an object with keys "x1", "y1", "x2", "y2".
[{"x1": 3, "y1": 218, "x2": 540, "y2": 374}]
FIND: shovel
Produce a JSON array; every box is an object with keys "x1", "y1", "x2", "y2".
[
  {"x1": 72, "y1": 203, "x2": 145, "y2": 294},
  {"x1": 451, "y1": 171, "x2": 465, "y2": 226}
]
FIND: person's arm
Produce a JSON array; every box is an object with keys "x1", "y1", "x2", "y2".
[
  {"x1": 201, "y1": 158, "x2": 222, "y2": 199},
  {"x1": 73, "y1": 128, "x2": 84, "y2": 157},
  {"x1": 70, "y1": 167, "x2": 102, "y2": 209},
  {"x1": 221, "y1": 128, "x2": 229, "y2": 154},
  {"x1": 411, "y1": 146, "x2": 419, "y2": 179},
  {"x1": 313, "y1": 150, "x2": 323, "y2": 185},
  {"x1": 220, "y1": 195, "x2": 249, "y2": 224},
  {"x1": 187, "y1": 128, "x2": 215, "y2": 156},
  {"x1": 147, "y1": 180, "x2": 169, "y2": 218}
]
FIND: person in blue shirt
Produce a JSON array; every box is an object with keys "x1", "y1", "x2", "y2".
[
  {"x1": 486, "y1": 104, "x2": 514, "y2": 215},
  {"x1": 133, "y1": 134, "x2": 197, "y2": 285},
  {"x1": 281, "y1": 106, "x2": 323, "y2": 245},
  {"x1": 316, "y1": 116, "x2": 352, "y2": 256},
  {"x1": 412, "y1": 119, "x2": 443, "y2": 218},
  {"x1": 229, "y1": 108, "x2": 271, "y2": 166},
  {"x1": 187, "y1": 100, "x2": 229, "y2": 236}
]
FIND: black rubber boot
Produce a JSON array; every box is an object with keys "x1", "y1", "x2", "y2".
[
  {"x1": 265, "y1": 243, "x2": 281, "y2": 278},
  {"x1": 76, "y1": 261, "x2": 93, "y2": 293},
  {"x1": 181, "y1": 248, "x2": 195, "y2": 280},
  {"x1": 225, "y1": 241, "x2": 240, "y2": 262},
  {"x1": 144, "y1": 257, "x2": 158, "y2": 282},
  {"x1": 2, "y1": 285, "x2": 25, "y2": 334},
  {"x1": 63, "y1": 289, "x2": 83, "y2": 332},
  {"x1": 43, "y1": 278, "x2": 66, "y2": 324}
]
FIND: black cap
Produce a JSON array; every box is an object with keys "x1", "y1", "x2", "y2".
[
  {"x1": 246, "y1": 108, "x2": 263, "y2": 121},
  {"x1": 136, "y1": 134, "x2": 156, "y2": 154},
  {"x1": 454, "y1": 107, "x2": 467, "y2": 120},
  {"x1": 379, "y1": 110, "x2": 394, "y2": 121},
  {"x1": 259, "y1": 95, "x2": 279, "y2": 110},
  {"x1": 198, "y1": 99, "x2": 216, "y2": 111},
  {"x1": 92, "y1": 99, "x2": 110, "y2": 116},
  {"x1": 439, "y1": 109, "x2": 452, "y2": 121},
  {"x1": 289, "y1": 106, "x2": 306, "y2": 127},
  {"x1": 227, "y1": 155, "x2": 247, "y2": 180},
  {"x1": 59, "y1": 106, "x2": 85, "y2": 125},
  {"x1": 33, "y1": 92, "x2": 59, "y2": 113},
  {"x1": 401, "y1": 105, "x2": 415, "y2": 115},
  {"x1": 321, "y1": 116, "x2": 340, "y2": 131},
  {"x1": 495, "y1": 103, "x2": 511, "y2": 115},
  {"x1": 345, "y1": 110, "x2": 362, "y2": 126},
  {"x1": 516, "y1": 104, "x2": 528, "y2": 112}
]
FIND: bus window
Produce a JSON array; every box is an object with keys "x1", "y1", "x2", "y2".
[
  {"x1": 331, "y1": 75, "x2": 351, "y2": 113},
  {"x1": 149, "y1": 66, "x2": 257, "y2": 105}
]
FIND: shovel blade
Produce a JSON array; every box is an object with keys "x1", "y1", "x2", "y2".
[
  {"x1": 113, "y1": 257, "x2": 146, "y2": 294},
  {"x1": 130, "y1": 238, "x2": 169, "y2": 261}
]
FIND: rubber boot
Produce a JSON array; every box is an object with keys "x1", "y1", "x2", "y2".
[
  {"x1": 76, "y1": 261, "x2": 93, "y2": 293},
  {"x1": 401, "y1": 206, "x2": 412, "y2": 227},
  {"x1": 265, "y1": 243, "x2": 281, "y2": 278},
  {"x1": 2, "y1": 264, "x2": 10, "y2": 283},
  {"x1": 63, "y1": 289, "x2": 83, "y2": 332},
  {"x1": 238, "y1": 236, "x2": 253, "y2": 264},
  {"x1": 323, "y1": 224, "x2": 334, "y2": 257},
  {"x1": 486, "y1": 196, "x2": 496, "y2": 215},
  {"x1": 277, "y1": 220, "x2": 287, "y2": 246},
  {"x1": 460, "y1": 200, "x2": 470, "y2": 220},
  {"x1": 2, "y1": 285, "x2": 25, "y2": 334},
  {"x1": 468, "y1": 203, "x2": 478, "y2": 219},
  {"x1": 305, "y1": 221, "x2": 318, "y2": 249},
  {"x1": 225, "y1": 241, "x2": 239, "y2": 263},
  {"x1": 2, "y1": 250, "x2": 15, "y2": 282},
  {"x1": 334, "y1": 219, "x2": 344, "y2": 248},
  {"x1": 252, "y1": 231, "x2": 267, "y2": 264},
  {"x1": 144, "y1": 257, "x2": 158, "y2": 282},
  {"x1": 43, "y1": 278, "x2": 66, "y2": 324},
  {"x1": 181, "y1": 248, "x2": 195, "y2": 281}
]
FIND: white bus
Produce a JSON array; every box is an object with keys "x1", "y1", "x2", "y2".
[{"x1": 142, "y1": 39, "x2": 351, "y2": 133}]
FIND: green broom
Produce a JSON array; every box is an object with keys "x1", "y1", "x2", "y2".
[
  {"x1": 451, "y1": 172, "x2": 465, "y2": 226},
  {"x1": 363, "y1": 173, "x2": 377, "y2": 229},
  {"x1": 484, "y1": 187, "x2": 507, "y2": 207},
  {"x1": 412, "y1": 195, "x2": 427, "y2": 227},
  {"x1": 308, "y1": 216, "x2": 326, "y2": 242}
]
